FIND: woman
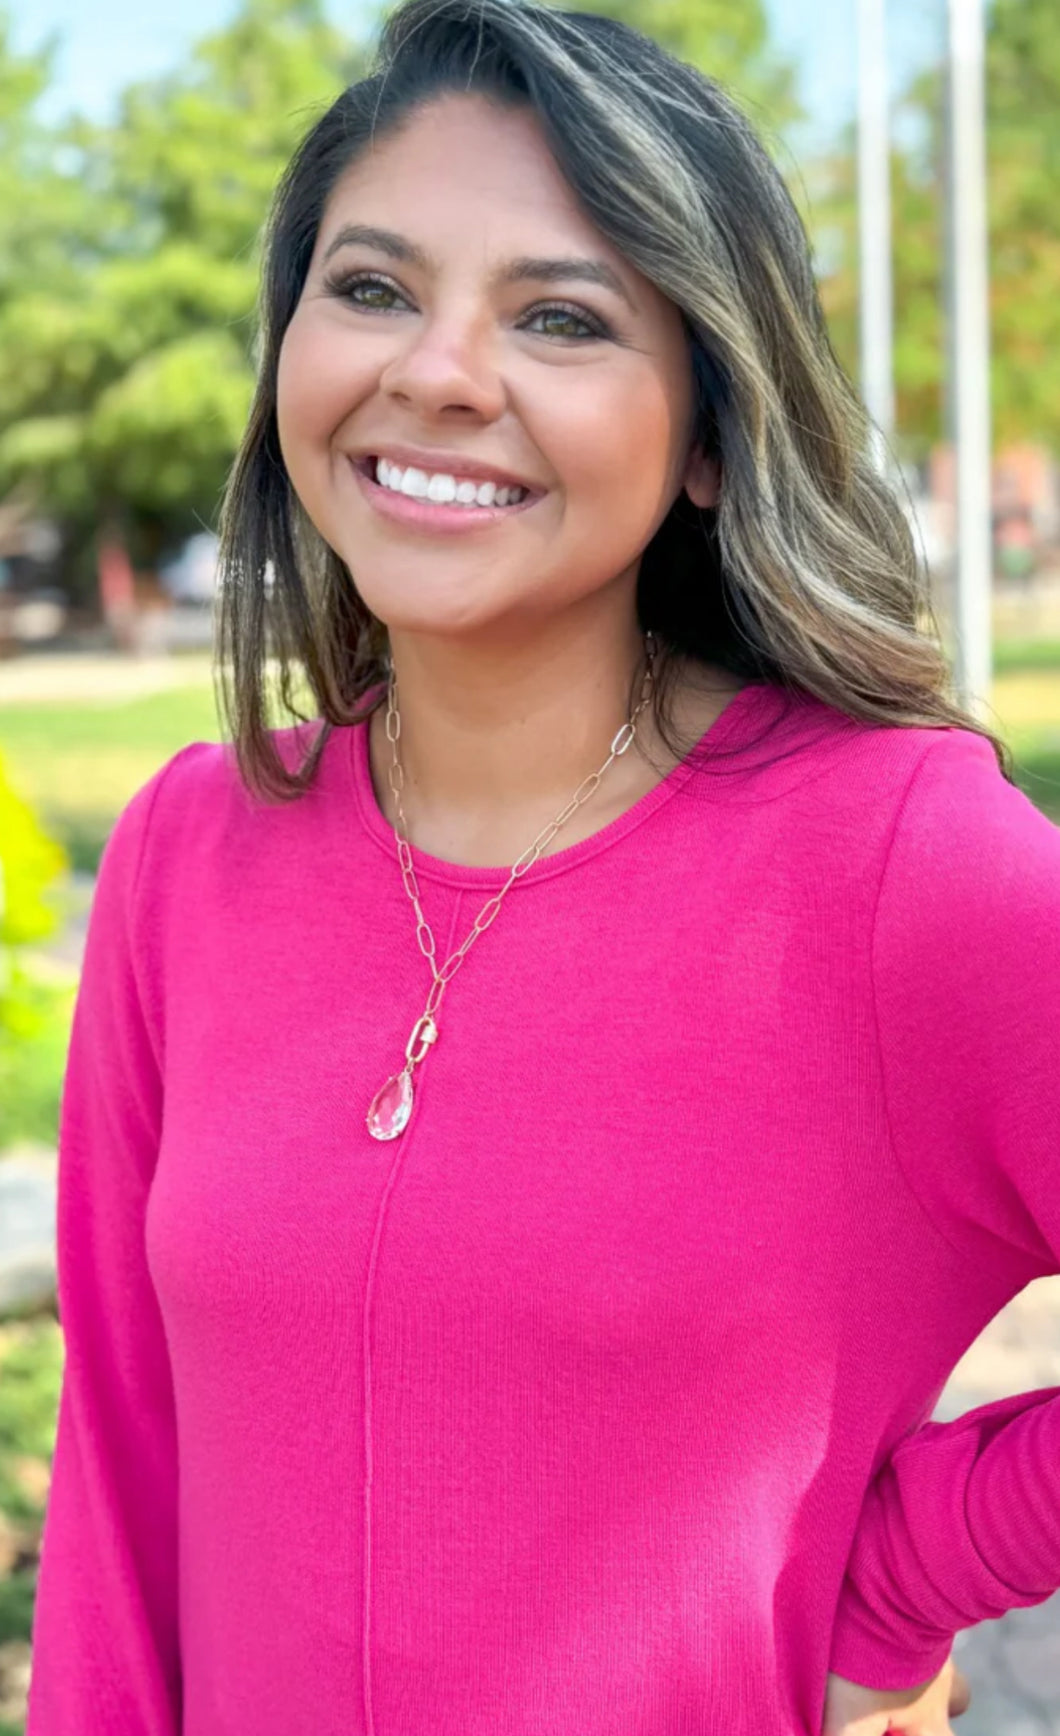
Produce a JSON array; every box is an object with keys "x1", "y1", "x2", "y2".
[{"x1": 28, "y1": 1, "x2": 1060, "y2": 1733}]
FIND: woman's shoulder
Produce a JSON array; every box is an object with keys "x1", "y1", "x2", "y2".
[
  {"x1": 868, "y1": 725, "x2": 1060, "y2": 1285},
  {"x1": 865, "y1": 724, "x2": 1060, "y2": 1020},
  {"x1": 100, "y1": 739, "x2": 227, "y2": 877},
  {"x1": 815, "y1": 704, "x2": 1058, "y2": 890},
  {"x1": 874, "y1": 722, "x2": 1059, "y2": 900},
  {"x1": 702, "y1": 691, "x2": 1058, "y2": 910},
  {"x1": 103, "y1": 719, "x2": 343, "y2": 889},
  {"x1": 110, "y1": 737, "x2": 241, "y2": 859},
  {"x1": 684, "y1": 679, "x2": 997, "y2": 810}
]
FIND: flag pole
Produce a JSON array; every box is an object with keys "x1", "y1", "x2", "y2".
[
  {"x1": 857, "y1": 0, "x2": 895, "y2": 478},
  {"x1": 946, "y1": 0, "x2": 993, "y2": 716}
]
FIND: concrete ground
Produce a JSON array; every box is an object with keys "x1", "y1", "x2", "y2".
[{"x1": 0, "y1": 647, "x2": 215, "y2": 704}]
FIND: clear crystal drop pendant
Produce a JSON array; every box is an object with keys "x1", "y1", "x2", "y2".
[
  {"x1": 366, "y1": 1068, "x2": 415, "y2": 1141},
  {"x1": 366, "y1": 1013, "x2": 438, "y2": 1141}
]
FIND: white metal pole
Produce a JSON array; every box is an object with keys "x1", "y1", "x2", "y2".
[
  {"x1": 857, "y1": 0, "x2": 895, "y2": 476},
  {"x1": 946, "y1": 0, "x2": 993, "y2": 716}
]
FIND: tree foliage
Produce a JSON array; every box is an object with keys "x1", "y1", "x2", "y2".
[
  {"x1": 815, "y1": 0, "x2": 1060, "y2": 460},
  {"x1": 0, "y1": 0, "x2": 365, "y2": 591},
  {"x1": 0, "y1": 12, "x2": 77, "y2": 297},
  {"x1": 983, "y1": 0, "x2": 1060, "y2": 444}
]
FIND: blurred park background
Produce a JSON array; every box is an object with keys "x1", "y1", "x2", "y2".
[{"x1": 1, "y1": 0, "x2": 1059, "y2": 1730}]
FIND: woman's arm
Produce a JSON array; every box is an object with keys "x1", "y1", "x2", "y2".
[
  {"x1": 829, "y1": 1384, "x2": 1060, "y2": 1686},
  {"x1": 27, "y1": 763, "x2": 183, "y2": 1734},
  {"x1": 828, "y1": 730, "x2": 1060, "y2": 1690}
]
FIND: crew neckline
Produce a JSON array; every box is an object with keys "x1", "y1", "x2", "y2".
[{"x1": 347, "y1": 679, "x2": 778, "y2": 889}]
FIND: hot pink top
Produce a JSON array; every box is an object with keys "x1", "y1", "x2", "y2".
[{"x1": 28, "y1": 680, "x2": 1060, "y2": 1736}]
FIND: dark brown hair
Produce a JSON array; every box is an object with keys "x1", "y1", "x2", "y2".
[{"x1": 215, "y1": 0, "x2": 1011, "y2": 800}]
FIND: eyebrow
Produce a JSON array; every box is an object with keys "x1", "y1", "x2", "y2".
[{"x1": 320, "y1": 223, "x2": 636, "y2": 311}]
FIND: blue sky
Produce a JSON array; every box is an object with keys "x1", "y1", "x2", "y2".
[{"x1": 15, "y1": 0, "x2": 946, "y2": 152}]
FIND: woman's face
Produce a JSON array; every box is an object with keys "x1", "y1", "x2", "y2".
[{"x1": 276, "y1": 92, "x2": 718, "y2": 642}]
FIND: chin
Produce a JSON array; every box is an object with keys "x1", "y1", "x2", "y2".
[
  {"x1": 352, "y1": 578, "x2": 522, "y2": 637},
  {"x1": 359, "y1": 598, "x2": 514, "y2": 641}
]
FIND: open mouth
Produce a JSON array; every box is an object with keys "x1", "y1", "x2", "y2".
[{"x1": 353, "y1": 455, "x2": 540, "y2": 514}]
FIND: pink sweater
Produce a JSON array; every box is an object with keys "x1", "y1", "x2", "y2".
[{"x1": 28, "y1": 679, "x2": 1060, "y2": 1736}]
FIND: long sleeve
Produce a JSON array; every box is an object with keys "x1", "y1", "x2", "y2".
[
  {"x1": 27, "y1": 762, "x2": 182, "y2": 1733},
  {"x1": 828, "y1": 729, "x2": 1060, "y2": 1690}
]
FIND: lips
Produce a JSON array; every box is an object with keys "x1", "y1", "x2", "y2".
[{"x1": 348, "y1": 454, "x2": 544, "y2": 531}]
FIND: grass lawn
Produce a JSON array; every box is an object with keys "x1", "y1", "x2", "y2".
[
  {"x1": 0, "y1": 1313, "x2": 64, "y2": 1734},
  {"x1": 987, "y1": 669, "x2": 1060, "y2": 825},
  {"x1": 993, "y1": 635, "x2": 1060, "y2": 673},
  {"x1": 0, "y1": 684, "x2": 224, "y2": 875}
]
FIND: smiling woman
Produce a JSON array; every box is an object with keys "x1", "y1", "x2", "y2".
[
  {"x1": 25, "y1": 3, "x2": 1060, "y2": 1736},
  {"x1": 212, "y1": 0, "x2": 1008, "y2": 809},
  {"x1": 270, "y1": 88, "x2": 730, "y2": 739}
]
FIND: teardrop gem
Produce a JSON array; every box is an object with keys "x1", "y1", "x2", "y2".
[{"x1": 366, "y1": 1069, "x2": 414, "y2": 1141}]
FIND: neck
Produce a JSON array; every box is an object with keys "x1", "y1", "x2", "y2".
[{"x1": 366, "y1": 611, "x2": 744, "y2": 868}]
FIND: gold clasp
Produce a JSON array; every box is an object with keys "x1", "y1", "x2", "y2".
[{"x1": 405, "y1": 1013, "x2": 439, "y2": 1068}]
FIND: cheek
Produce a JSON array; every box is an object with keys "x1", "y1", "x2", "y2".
[
  {"x1": 275, "y1": 317, "x2": 365, "y2": 475},
  {"x1": 555, "y1": 363, "x2": 686, "y2": 525}
]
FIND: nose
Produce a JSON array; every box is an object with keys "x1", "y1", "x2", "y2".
[{"x1": 378, "y1": 306, "x2": 508, "y2": 421}]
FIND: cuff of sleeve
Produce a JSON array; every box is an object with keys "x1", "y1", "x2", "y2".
[
  {"x1": 827, "y1": 1405, "x2": 1038, "y2": 1691},
  {"x1": 827, "y1": 1569, "x2": 956, "y2": 1690}
]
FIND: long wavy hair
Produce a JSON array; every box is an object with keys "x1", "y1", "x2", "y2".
[{"x1": 215, "y1": 0, "x2": 1011, "y2": 801}]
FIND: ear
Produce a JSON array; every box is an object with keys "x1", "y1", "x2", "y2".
[{"x1": 681, "y1": 446, "x2": 721, "y2": 509}]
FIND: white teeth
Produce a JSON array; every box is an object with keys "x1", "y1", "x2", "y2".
[
  {"x1": 372, "y1": 458, "x2": 527, "y2": 509},
  {"x1": 400, "y1": 467, "x2": 429, "y2": 499}
]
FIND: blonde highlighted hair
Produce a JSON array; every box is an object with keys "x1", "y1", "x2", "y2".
[{"x1": 216, "y1": 0, "x2": 1011, "y2": 799}]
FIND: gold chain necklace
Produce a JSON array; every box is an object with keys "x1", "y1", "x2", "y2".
[{"x1": 365, "y1": 634, "x2": 658, "y2": 1141}]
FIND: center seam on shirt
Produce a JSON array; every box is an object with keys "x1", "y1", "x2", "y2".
[{"x1": 361, "y1": 889, "x2": 468, "y2": 1736}]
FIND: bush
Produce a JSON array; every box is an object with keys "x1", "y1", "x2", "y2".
[{"x1": 0, "y1": 755, "x2": 70, "y2": 1151}]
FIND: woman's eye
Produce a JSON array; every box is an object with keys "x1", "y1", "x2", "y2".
[
  {"x1": 519, "y1": 303, "x2": 608, "y2": 342},
  {"x1": 324, "y1": 271, "x2": 408, "y2": 312}
]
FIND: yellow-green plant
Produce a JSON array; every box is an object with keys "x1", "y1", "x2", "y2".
[{"x1": 0, "y1": 753, "x2": 69, "y2": 1146}]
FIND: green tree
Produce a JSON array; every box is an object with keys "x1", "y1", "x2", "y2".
[
  {"x1": 812, "y1": 115, "x2": 946, "y2": 460},
  {"x1": 0, "y1": 751, "x2": 70, "y2": 1151},
  {"x1": 0, "y1": 0, "x2": 366, "y2": 596},
  {"x1": 0, "y1": 10, "x2": 79, "y2": 297},
  {"x1": 981, "y1": 0, "x2": 1060, "y2": 445},
  {"x1": 814, "y1": 0, "x2": 1060, "y2": 457}
]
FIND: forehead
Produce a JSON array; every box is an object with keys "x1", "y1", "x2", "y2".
[{"x1": 317, "y1": 93, "x2": 630, "y2": 274}]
